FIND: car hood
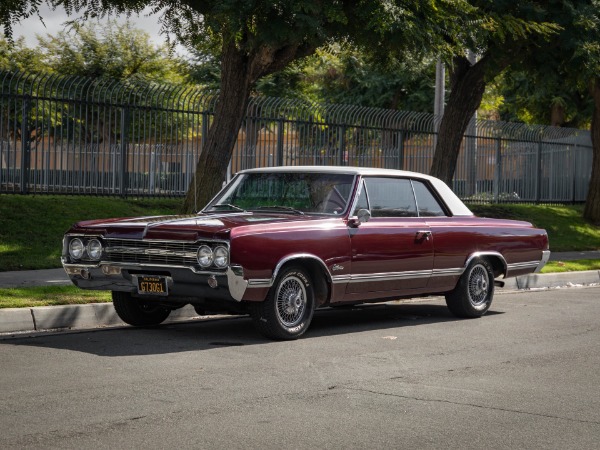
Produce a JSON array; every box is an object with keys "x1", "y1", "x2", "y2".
[{"x1": 68, "y1": 212, "x2": 331, "y2": 241}]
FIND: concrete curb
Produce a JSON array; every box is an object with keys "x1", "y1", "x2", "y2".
[
  {"x1": 0, "y1": 304, "x2": 202, "y2": 335},
  {"x1": 1, "y1": 271, "x2": 599, "y2": 336}
]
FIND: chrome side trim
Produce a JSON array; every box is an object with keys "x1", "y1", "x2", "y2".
[
  {"x1": 507, "y1": 261, "x2": 540, "y2": 271},
  {"x1": 330, "y1": 267, "x2": 463, "y2": 285},
  {"x1": 347, "y1": 270, "x2": 432, "y2": 283},
  {"x1": 332, "y1": 275, "x2": 351, "y2": 284},
  {"x1": 431, "y1": 268, "x2": 464, "y2": 277}
]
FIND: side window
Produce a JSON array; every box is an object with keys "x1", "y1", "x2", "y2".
[
  {"x1": 352, "y1": 181, "x2": 369, "y2": 214},
  {"x1": 412, "y1": 180, "x2": 446, "y2": 217},
  {"x1": 363, "y1": 178, "x2": 417, "y2": 217}
]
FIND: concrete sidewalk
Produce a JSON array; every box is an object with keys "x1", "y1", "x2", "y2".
[
  {"x1": 0, "y1": 268, "x2": 70, "y2": 289},
  {"x1": 1, "y1": 252, "x2": 599, "y2": 335}
]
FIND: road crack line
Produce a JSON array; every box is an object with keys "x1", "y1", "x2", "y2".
[{"x1": 338, "y1": 386, "x2": 600, "y2": 426}]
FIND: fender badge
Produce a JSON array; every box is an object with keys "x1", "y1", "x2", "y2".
[{"x1": 332, "y1": 264, "x2": 344, "y2": 272}]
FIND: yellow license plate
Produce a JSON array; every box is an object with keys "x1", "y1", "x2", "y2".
[{"x1": 136, "y1": 275, "x2": 168, "y2": 296}]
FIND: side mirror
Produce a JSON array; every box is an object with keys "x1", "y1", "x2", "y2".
[{"x1": 348, "y1": 209, "x2": 371, "y2": 227}]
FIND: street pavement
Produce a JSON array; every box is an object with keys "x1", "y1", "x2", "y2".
[
  {"x1": 0, "y1": 251, "x2": 598, "y2": 335},
  {"x1": 1, "y1": 288, "x2": 599, "y2": 448}
]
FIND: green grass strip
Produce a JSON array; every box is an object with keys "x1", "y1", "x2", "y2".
[
  {"x1": 541, "y1": 259, "x2": 600, "y2": 274},
  {"x1": 0, "y1": 285, "x2": 110, "y2": 309}
]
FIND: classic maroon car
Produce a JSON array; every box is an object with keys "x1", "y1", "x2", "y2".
[{"x1": 62, "y1": 166, "x2": 550, "y2": 339}]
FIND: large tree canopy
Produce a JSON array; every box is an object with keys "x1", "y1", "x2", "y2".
[
  {"x1": 3, "y1": 0, "x2": 599, "y2": 221},
  {"x1": 2, "y1": 0, "x2": 469, "y2": 212},
  {"x1": 428, "y1": 1, "x2": 562, "y2": 186}
]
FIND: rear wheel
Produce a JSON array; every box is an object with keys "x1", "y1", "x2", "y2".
[
  {"x1": 112, "y1": 291, "x2": 171, "y2": 326},
  {"x1": 445, "y1": 258, "x2": 495, "y2": 318},
  {"x1": 250, "y1": 266, "x2": 315, "y2": 340}
]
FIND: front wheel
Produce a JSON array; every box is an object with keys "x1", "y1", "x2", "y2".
[
  {"x1": 445, "y1": 258, "x2": 495, "y2": 318},
  {"x1": 112, "y1": 291, "x2": 171, "y2": 326},
  {"x1": 250, "y1": 266, "x2": 315, "y2": 340}
]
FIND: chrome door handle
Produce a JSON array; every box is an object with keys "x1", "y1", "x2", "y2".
[{"x1": 416, "y1": 230, "x2": 432, "y2": 241}]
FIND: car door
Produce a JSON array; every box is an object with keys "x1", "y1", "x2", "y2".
[{"x1": 345, "y1": 177, "x2": 434, "y2": 298}]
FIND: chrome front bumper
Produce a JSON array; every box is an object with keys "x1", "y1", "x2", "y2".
[{"x1": 62, "y1": 261, "x2": 249, "y2": 302}]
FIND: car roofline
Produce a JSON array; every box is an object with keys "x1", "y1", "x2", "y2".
[{"x1": 235, "y1": 166, "x2": 473, "y2": 217}]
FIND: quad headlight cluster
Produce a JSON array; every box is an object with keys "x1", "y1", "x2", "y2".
[
  {"x1": 197, "y1": 245, "x2": 229, "y2": 269},
  {"x1": 68, "y1": 237, "x2": 103, "y2": 261}
]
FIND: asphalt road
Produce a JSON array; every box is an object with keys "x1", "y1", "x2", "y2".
[{"x1": 1, "y1": 287, "x2": 599, "y2": 449}]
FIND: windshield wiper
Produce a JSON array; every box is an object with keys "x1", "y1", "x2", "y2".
[
  {"x1": 253, "y1": 206, "x2": 305, "y2": 215},
  {"x1": 208, "y1": 203, "x2": 246, "y2": 212}
]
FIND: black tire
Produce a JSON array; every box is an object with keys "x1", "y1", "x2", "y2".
[
  {"x1": 112, "y1": 291, "x2": 171, "y2": 326},
  {"x1": 445, "y1": 258, "x2": 495, "y2": 318},
  {"x1": 250, "y1": 266, "x2": 316, "y2": 340}
]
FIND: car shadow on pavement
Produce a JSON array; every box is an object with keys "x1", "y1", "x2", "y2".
[{"x1": 5, "y1": 302, "x2": 504, "y2": 357}]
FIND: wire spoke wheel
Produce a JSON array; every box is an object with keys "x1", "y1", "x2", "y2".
[
  {"x1": 276, "y1": 276, "x2": 307, "y2": 327},
  {"x1": 467, "y1": 264, "x2": 490, "y2": 306},
  {"x1": 250, "y1": 266, "x2": 316, "y2": 340},
  {"x1": 445, "y1": 258, "x2": 495, "y2": 318}
]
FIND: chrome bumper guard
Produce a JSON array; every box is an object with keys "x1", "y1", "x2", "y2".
[{"x1": 535, "y1": 250, "x2": 551, "y2": 273}]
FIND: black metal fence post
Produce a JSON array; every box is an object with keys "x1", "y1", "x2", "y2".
[
  {"x1": 397, "y1": 130, "x2": 405, "y2": 170},
  {"x1": 276, "y1": 119, "x2": 284, "y2": 166},
  {"x1": 19, "y1": 95, "x2": 31, "y2": 194},
  {"x1": 119, "y1": 106, "x2": 130, "y2": 197},
  {"x1": 535, "y1": 140, "x2": 543, "y2": 203},
  {"x1": 493, "y1": 137, "x2": 502, "y2": 203},
  {"x1": 339, "y1": 125, "x2": 346, "y2": 166}
]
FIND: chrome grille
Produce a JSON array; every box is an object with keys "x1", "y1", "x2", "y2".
[{"x1": 103, "y1": 239, "x2": 221, "y2": 268}]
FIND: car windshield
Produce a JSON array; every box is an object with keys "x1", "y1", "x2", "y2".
[{"x1": 205, "y1": 172, "x2": 356, "y2": 215}]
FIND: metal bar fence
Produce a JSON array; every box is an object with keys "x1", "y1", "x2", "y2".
[{"x1": 0, "y1": 70, "x2": 593, "y2": 203}]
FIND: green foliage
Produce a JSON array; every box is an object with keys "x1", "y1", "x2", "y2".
[
  {"x1": 0, "y1": 35, "x2": 44, "y2": 72},
  {"x1": 257, "y1": 44, "x2": 437, "y2": 112},
  {"x1": 0, "y1": 0, "x2": 44, "y2": 40},
  {"x1": 486, "y1": 0, "x2": 599, "y2": 127},
  {"x1": 36, "y1": 20, "x2": 184, "y2": 82}
]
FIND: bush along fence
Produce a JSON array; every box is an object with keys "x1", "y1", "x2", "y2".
[{"x1": 0, "y1": 70, "x2": 593, "y2": 203}]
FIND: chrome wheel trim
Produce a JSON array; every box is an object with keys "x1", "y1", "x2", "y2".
[
  {"x1": 275, "y1": 275, "x2": 307, "y2": 327},
  {"x1": 468, "y1": 264, "x2": 490, "y2": 306}
]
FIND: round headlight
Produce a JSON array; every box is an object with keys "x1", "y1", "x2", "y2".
[
  {"x1": 213, "y1": 246, "x2": 229, "y2": 268},
  {"x1": 197, "y1": 245, "x2": 213, "y2": 268},
  {"x1": 69, "y1": 238, "x2": 85, "y2": 260},
  {"x1": 87, "y1": 239, "x2": 103, "y2": 260}
]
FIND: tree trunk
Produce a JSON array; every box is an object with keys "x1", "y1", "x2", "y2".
[
  {"x1": 583, "y1": 78, "x2": 600, "y2": 225},
  {"x1": 430, "y1": 54, "x2": 494, "y2": 186},
  {"x1": 181, "y1": 39, "x2": 312, "y2": 213},
  {"x1": 182, "y1": 40, "x2": 252, "y2": 212},
  {"x1": 550, "y1": 101, "x2": 565, "y2": 127}
]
